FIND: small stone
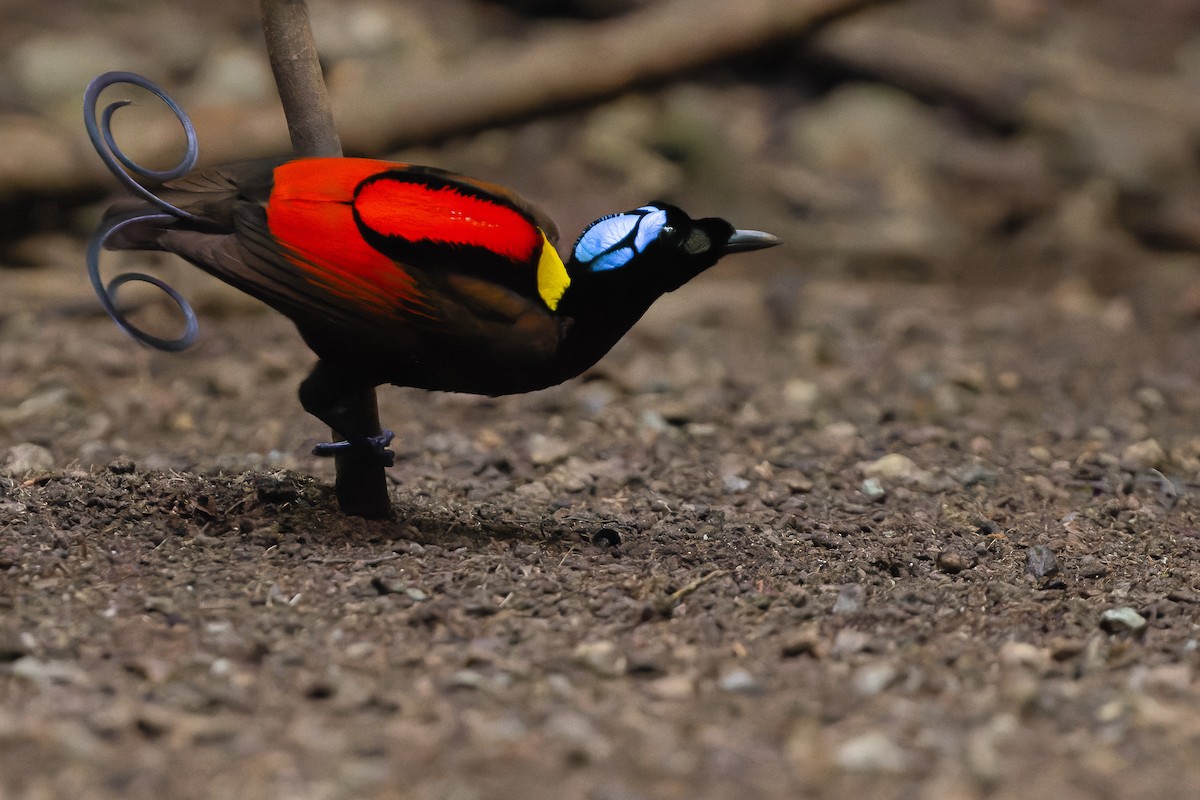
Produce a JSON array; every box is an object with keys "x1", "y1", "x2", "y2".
[
  {"x1": 513, "y1": 480, "x2": 552, "y2": 501},
  {"x1": 106, "y1": 459, "x2": 136, "y2": 474},
  {"x1": 639, "y1": 410, "x2": 670, "y2": 433},
  {"x1": 2, "y1": 443, "x2": 53, "y2": 475},
  {"x1": 189, "y1": 42, "x2": 274, "y2": 102},
  {"x1": 573, "y1": 641, "x2": 626, "y2": 677},
  {"x1": 852, "y1": 662, "x2": 898, "y2": 696},
  {"x1": 344, "y1": 642, "x2": 377, "y2": 660},
  {"x1": 781, "y1": 627, "x2": 826, "y2": 659},
  {"x1": 718, "y1": 668, "x2": 760, "y2": 693},
  {"x1": 782, "y1": 379, "x2": 819, "y2": 421},
  {"x1": 950, "y1": 461, "x2": 996, "y2": 487},
  {"x1": 860, "y1": 477, "x2": 886, "y2": 499},
  {"x1": 786, "y1": 474, "x2": 815, "y2": 493},
  {"x1": 1024, "y1": 544, "x2": 1059, "y2": 578},
  {"x1": 835, "y1": 731, "x2": 911, "y2": 773},
  {"x1": 832, "y1": 583, "x2": 865, "y2": 614},
  {"x1": 822, "y1": 421, "x2": 859, "y2": 440},
  {"x1": 998, "y1": 641, "x2": 1048, "y2": 670},
  {"x1": 448, "y1": 669, "x2": 488, "y2": 689},
  {"x1": 1048, "y1": 637, "x2": 1086, "y2": 661},
  {"x1": 1028, "y1": 474, "x2": 1067, "y2": 501},
  {"x1": 551, "y1": 458, "x2": 595, "y2": 493},
  {"x1": 722, "y1": 473, "x2": 751, "y2": 493},
  {"x1": 0, "y1": 544, "x2": 20, "y2": 570},
  {"x1": 997, "y1": 371, "x2": 1022, "y2": 392},
  {"x1": 859, "y1": 453, "x2": 924, "y2": 482},
  {"x1": 831, "y1": 629, "x2": 871, "y2": 657},
  {"x1": 0, "y1": 628, "x2": 28, "y2": 661},
  {"x1": 543, "y1": 711, "x2": 612, "y2": 762},
  {"x1": 969, "y1": 436, "x2": 993, "y2": 454},
  {"x1": 646, "y1": 673, "x2": 695, "y2": 701},
  {"x1": 1077, "y1": 555, "x2": 1108, "y2": 579},
  {"x1": 1028, "y1": 445, "x2": 1053, "y2": 463},
  {"x1": 936, "y1": 550, "x2": 973, "y2": 574},
  {"x1": 528, "y1": 434, "x2": 570, "y2": 466},
  {"x1": 1100, "y1": 607, "x2": 1147, "y2": 633},
  {"x1": 9, "y1": 656, "x2": 85, "y2": 686},
  {"x1": 1134, "y1": 387, "x2": 1166, "y2": 412},
  {"x1": 1121, "y1": 438, "x2": 1166, "y2": 471}
]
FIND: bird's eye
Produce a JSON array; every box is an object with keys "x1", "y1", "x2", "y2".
[{"x1": 683, "y1": 230, "x2": 710, "y2": 255}]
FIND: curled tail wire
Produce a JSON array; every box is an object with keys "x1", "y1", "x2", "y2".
[
  {"x1": 84, "y1": 71, "x2": 202, "y2": 350},
  {"x1": 86, "y1": 211, "x2": 199, "y2": 352}
]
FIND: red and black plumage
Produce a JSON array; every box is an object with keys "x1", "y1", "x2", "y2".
[
  {"x1": 88, "y1": 74, "x2": 779, "y2": 463},
  {"x1": 111, "y1": 158, "x2": 574, "y2": 394}
]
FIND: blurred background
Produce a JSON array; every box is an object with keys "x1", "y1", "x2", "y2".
[{"x1": 3, "y1": 0, "x2": 1199, "y2": 285}]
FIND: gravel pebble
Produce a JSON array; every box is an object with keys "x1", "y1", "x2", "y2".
[
  {"x1": 832, "y1": 583, "x2": 865, "y2": 614},
  {"x1": 936, "y1": 550, "x2": 973, "y2": 574},
  {"x1": 860, "y1": 453, "x2": 926, "y2": 482},
  {"x1": 2, "y1": 443, "x2": 53, "y2": 475},
  {"x1": 528, "y1": 434, "x2": 570, "y2": 465},
  {"x1": 1121, "y1": 438, "x2": 1166, "y2": 470},
  {"x1": 1024, "y1": 544, "x2": 1059, "y2": 578},
  {"x1": 835, "y1": 731, "x2": 911, "y2": 773},
  {"x1": 718, "y1": 669, "x2": 760, "y2": 693},
  {"x1": 573, "y1": 641, "x2": 627, "y2": 677},
  {"x1": 1077, "y1": 555, "x2": 1108, "y2": 579},
  {"x1": 1100, "y1": 607, "x2": 1147, "y2": 633}
]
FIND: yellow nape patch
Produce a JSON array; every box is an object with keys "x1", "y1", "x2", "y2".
[{"x1": 536, "y1": 232, "x2": 570, "y2": 311}]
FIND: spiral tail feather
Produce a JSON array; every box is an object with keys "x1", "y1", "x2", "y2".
[{"x1": 84, "y1": 72, "x2": 206, "y2": 350}]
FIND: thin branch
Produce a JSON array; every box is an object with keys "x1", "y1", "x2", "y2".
[{"x1": 260, "y1": 0, "x2": 342, "y2": 157}]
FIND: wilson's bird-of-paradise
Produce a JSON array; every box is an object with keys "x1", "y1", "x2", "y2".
[{"x1": 85, "y1": 72, "x2": 780, "y2": 465}]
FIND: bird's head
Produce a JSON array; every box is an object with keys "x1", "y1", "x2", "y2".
[{"x1": 560, "y1": 203, "x2": 779, "y2": 314}]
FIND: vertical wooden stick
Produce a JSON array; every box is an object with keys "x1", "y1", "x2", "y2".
[
  {"x1": 260, "y1": 0, "x2": 391, "y2": 518},
  {"x1": 260, "y1": 0, "x2": 341, "y2": 157}
]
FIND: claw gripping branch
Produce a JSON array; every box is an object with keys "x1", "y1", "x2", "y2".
[{"x1": 83, "y1": 71, "x2": 202, "y2": 351}]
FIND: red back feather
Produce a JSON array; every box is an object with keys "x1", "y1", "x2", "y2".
[
  {"x1": 354, "y1": 178, "x2": 539, "y2": 261},
  {"x1": 265, "y1": 158, "x2": 548, "y2": 321},
  {"x1": 266, "y1": 159, "x2": 430, "y2": 316}
]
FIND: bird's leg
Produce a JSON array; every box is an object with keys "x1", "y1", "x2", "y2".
[{"x1": 300, "y1": 360, "x2": 395, "y2": 467}]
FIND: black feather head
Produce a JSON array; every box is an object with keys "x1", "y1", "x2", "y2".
[{"x1": 567, "y1": 203, "x2": 779, "y2": 299}]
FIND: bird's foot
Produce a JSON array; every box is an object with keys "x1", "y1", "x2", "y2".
[{"x1": 312, "y1": 430, "x2": 396, "y2": 467}]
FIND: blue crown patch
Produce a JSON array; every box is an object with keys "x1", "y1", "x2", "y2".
[{"x1": 574, "y1": 206, "x2": 669, "y2": 272}]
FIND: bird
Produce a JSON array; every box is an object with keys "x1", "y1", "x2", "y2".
[{"x1": 85, "y1": 72, "x2": 780, "y2": 466}]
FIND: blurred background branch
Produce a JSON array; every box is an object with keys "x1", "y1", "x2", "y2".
[{"x1": 1, "y1": 0, "x2": 876, "y2": 195}]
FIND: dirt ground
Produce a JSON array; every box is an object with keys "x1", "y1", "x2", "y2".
[
  {"x1": 6, "y1": 1, "x2": 1200, "y2": 798},
  {"x1": 5, "y1": 262, "x2": 1200, "y2": 799}
]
